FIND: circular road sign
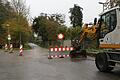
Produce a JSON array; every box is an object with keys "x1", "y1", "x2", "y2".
[{"x1": 58, "y1": 33, "x2": 64, "y2": 40}]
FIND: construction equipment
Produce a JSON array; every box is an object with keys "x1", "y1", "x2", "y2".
[
  {"x1": 70, "y1": 19, "x2": 98, "y2": 58},
  {"x1": 70, "y1": 0, "x2": 120, "y2": 72}
]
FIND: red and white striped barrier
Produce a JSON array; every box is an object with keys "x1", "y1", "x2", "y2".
[
  {"x1": 49, "y1": 46, "x2": 74, "y2": 52},
  {"x1": 19, "y1": 44, "x2": 23, "y2": 56},
  {"x1": 48, "y1": 46, "x2": 74, "y2": 59},
  {"x1": 4, "y1": 44, "x2": 8, "y2": 52},
  {"x1": 9, "y1": 44, "x2": 13, "y2": 53},
  {"x1": 48, "y1": 54, "x2": 70, "y2": 59}
]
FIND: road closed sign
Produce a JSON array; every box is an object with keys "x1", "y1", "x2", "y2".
[{"x1": 58, "y1": 33, "x2": 64, "y2": 40}]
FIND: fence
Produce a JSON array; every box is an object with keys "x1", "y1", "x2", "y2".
[{"x1": 48, "y1": 46, "x2": 74, "y2": 59}]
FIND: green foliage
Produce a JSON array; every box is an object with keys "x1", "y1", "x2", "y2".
[
  {"x1": 48, "y1": 13, "x2": 65, "y2": 25},
  {"x1": 32, "y1": 13, "x2": 67, "y2": 47},
  {"x1": 0, "y1": 0, "x2": 31, "y2": 47},
  {"x1": 67, "y1": 27, "x2": 81, "y2": 40},
  {"x1": 69, "y1": 4, "x2": 83, "y2": 27},
  {"x1": 0, "y1": 1, "x2": 12, "y2": 24},
  {"x1": 32, "y1": 13, "x2": 82, "y2": 47},
  {"x1": 2, "y1": 17, "x2": 31, "y2": 47},
  {"x1": 0, "y1": 0, "x2": 13, "y2": 45}
]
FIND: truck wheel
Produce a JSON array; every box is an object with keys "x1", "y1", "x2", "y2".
[{"x1": 95, "y1": 53, "x2": 114, "y2": 72}]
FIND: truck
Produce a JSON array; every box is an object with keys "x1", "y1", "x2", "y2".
[{"x1": 70, "y1": 0, "x2": 120, "y2": 72}]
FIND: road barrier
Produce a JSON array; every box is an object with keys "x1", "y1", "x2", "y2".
[
  {"x1": 4, "y1": 44, "x2": 8, "y2": 52},
  {"x1": 9, "y1": 44, "x2": 13, "y2": 53},
  {"x1": 48, "y1": 46, "x2": 74, "y2": 59},
  {"x1": 19, "y1": 44, "x2": 23, "y2": 56}
]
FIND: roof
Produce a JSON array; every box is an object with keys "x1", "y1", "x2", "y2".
[{"x1": 99, "y1": 6, "x2": 120, "y2": 16}]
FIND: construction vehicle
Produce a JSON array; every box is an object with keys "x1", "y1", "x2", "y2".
[
  {"x1": 70, "y1": 0, "x2": 120, "y2": 72},
  {"x1": 70, "y1": 20, "x2": 98, "y2": 58}
]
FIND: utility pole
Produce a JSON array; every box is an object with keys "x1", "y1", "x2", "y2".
[
  {"x1": 7, "y1": 24, "x2": 11, "y2": 48},
  {"x1": 19, "y1": 29, "x2": 22, "y2": 47}
]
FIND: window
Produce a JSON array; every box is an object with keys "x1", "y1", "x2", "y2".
[
  {"x1": 100, "y1": 10, "x2": 117, "y2": 38},
  {"x1": 110, "y1": 10, "x2": 117, "y2": 31}
]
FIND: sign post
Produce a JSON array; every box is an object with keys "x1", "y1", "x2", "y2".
[
  {"x1": 8, "y1": 34, "x2": 11, "y2": 41},
  {"x1": 8, "y1": 34, "x2": 11, "y2": 49}
]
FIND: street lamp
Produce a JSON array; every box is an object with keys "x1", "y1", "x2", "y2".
[
  {"x1": 99, "y1": 2, "x2": 105, "y2": 4},
  {"x1": 99, "y1": 2, "x2": 108, "y2": 11}
]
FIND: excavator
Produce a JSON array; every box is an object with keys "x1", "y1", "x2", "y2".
[
  {"x1": 70, "y1": 19, "x2": 98, "y2": 58},
  {"x1": 70, "y1": 0, "x2": 120, "y2": 72}
]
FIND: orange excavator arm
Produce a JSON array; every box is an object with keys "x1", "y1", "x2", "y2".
[
  {"x1": 79, "y1": 24, "x2": 97, "y2": 43},
  {"x1": 71, "y1": 23, "x2": 97, "y2": 49}
]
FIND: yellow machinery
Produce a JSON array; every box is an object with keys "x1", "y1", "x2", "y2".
[{"x1": 70, "y1": 19, "x2": 98, "y2": 58}]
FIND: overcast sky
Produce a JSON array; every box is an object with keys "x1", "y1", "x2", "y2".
[{"x1": 26, "y1": 0, "x2": 106, "y2": 26}]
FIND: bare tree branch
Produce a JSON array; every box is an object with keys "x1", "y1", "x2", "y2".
[{"x1": 10, "y1": 0, "x2": 29, "y2": 18}]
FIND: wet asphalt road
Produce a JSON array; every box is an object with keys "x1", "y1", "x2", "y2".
[{"x1": 0, "y1": 44, "x2": 120, "y2": 80}]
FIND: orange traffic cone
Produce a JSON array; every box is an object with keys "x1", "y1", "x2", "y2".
[{"x1": 19, "y1": 44, "x2": 23, "y2": 56}]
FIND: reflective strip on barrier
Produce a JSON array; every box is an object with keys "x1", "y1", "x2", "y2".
[
  {"x1": 62, "y1": 47, "x2": 65, "y2": 51},
  {"x1": 70, "y1": 47, "x2": 74, "y2": 51},
  {"x1": 59, "y1": 48, "x2": 62, "y2": 51},
  {"x1": 54, "y1": 48, "x2": 58, "y2": 52},
  {"x1": 66, "y1": 47, "x2": 70, "y2": 51},
  {"x1": 50, "y1": 48, "x2": 54, "y2": 52}
]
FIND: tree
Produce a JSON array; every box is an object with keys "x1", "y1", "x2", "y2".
[
  {"x1": 0, "y1": 0, "x2": 15, "y2": 46},
  {"x1": 69, "y1": 4, "x2": 83, "y2": 27},
  {"x1": 0, "y1": 0, "x2": 13, "y2": 24},
  {"x1": 48, "y1": 13, "x2": 65, "y2": 25},
  {"x1": 9, "y1": 0, "x2": 31, "y2": 46},
  {"x1": 69, "y1": 27, "x2": 81, "y2": 39},
  {"x1": 32, "y1": 13, "x2": 66, "y2": 47},
  {"x1": 10, "y1": 0, "x2": 30, "y2": 18},
  {"x1": 32, "y1": 14, "x2": 59, "y2": 41},
  {"x1": 0, "y1": 0, "x2": 31, "y2": 47},
  {"x1": 2, "y1": 17, "x2": 31, "y2": 47}
]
